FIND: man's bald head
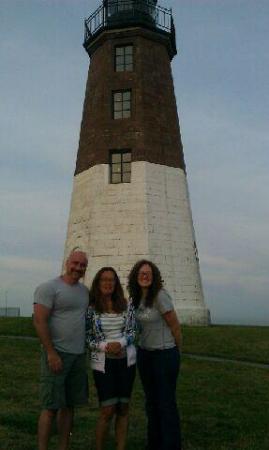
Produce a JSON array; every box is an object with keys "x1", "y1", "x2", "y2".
[
  {"x1": 64, "y1": 250, "x2": 88, "y2": 284},
  {"x1": 67, "y1": 250, "x2": 88, "y2": 265}
]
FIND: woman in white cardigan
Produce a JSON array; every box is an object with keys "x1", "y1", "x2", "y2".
[{"x1": 86, "y1": 267, "x2": 136, "y2": 450}]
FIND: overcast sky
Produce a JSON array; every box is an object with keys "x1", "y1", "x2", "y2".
[{"x1": 1, "y1": 0, "x2": 268, "y2": 324}]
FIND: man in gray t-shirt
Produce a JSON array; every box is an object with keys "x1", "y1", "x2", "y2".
[{"x1": 33, "y1": 250, "x2": 89, "y2": 450}]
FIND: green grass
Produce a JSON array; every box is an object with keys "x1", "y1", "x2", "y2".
[
  {"x1": 0, "y1": 317, "x2": 36, "y2": 338},
  {"x1": 182, "y1": 325, "x2": 269, "y2": 364},
  {"x1": 1, "y1": 318, "x2": 269, "y2": 364},
  {"x1": 0, "y1": 338, "x2": 268, "y2": 449}
]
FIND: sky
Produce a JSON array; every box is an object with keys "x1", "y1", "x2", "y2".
[{"x1": 0, "y1": 0, "x2": 268, "y2": 325}]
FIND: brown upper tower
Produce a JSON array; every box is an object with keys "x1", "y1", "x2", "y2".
[{"x1": 75, "y1": 0, "x2": 185, "y2": 176}]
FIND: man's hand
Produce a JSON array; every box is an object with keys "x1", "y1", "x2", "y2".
[
  {"x1": 106, "y1": 342, "x2": 122, "y2": 355},
  {"x1": 47, "y1": 350, "x2": 63, "y2": 373}
]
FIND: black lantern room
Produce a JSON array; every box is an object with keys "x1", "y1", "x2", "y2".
[{"x1": 84, "y1": 0, "x2": 176, "y2": 58}]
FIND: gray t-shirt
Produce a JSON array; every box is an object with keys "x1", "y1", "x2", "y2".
[
  {"x1": 34, "y1": 277, "x2": 89, "y2": 354},
  {"x1": 136, "y1": 289, "x2": 176, "y2": 350}
]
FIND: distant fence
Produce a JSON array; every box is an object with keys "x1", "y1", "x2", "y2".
[{"x1": 0, "y1": 307, "x2": 20, "y2": 317}]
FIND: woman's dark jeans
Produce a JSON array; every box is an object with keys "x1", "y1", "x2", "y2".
[{"x1": 137, "y1": 346, "x2": 181, "y2": 450}]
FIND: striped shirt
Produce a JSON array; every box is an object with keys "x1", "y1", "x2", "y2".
[
  {"x1": 100, "y1": 313, "x2": 126, "y2": 359},
  {"x1": 100, "y1": 313, "x2": 125, "y2": 341}
]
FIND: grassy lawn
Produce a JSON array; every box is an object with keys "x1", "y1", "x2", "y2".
[
  {"x1": 0, "y1": 317, "x2": 36, "y2": 338},
  {"x1": 182, "y1": 325, "x2": 269, "y2": 364},
  {"x1": 0, "y1": 338, "x2": 268, "y2": 449},
  {"x1": 1, "y1": 318, "x2": 268, "y2": 364}
]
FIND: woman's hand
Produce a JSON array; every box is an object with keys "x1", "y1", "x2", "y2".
[{"x1": 106, "y1": 342, "x2": 122, "y2": 355}]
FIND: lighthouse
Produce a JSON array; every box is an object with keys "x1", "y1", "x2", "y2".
[{"x1": 63, "y1": 0, "x2": 210, "y2": 325}]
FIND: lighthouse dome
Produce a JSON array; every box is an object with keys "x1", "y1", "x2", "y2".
[
  {"x1": 105, "y1": 0, "x2": 158, "y2": 27},
  {"x1": 84, "y1": 1, "x2": 176, "y2": 58}
]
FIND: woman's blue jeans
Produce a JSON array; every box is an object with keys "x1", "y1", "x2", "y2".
[{"x1": 137, "y1": 346, "x2": 181, "y2": 450}]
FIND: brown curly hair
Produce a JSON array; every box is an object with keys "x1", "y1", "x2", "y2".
[
  {"x1": 89, "y1": 267, "x2": 127, "y2": 313},
  {"x1": 127, "y1": 260, "x2": 163, "y2": 309}
]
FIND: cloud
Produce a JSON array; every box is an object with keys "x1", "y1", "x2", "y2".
[
  {"x1": 0, "y1": 255, "x2": 59, "y2": 276},
  {"x1": 0, "y1": 186, "x2": 70, "y2": 262},
  {"x1": 0, "y1": 255, "x2": 62, "y2": 316},
  {"x1": 0, "y1": 0, "x2": 268, "y2": 324}
]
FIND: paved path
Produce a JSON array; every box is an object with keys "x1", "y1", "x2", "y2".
[
  {"x1": 1, "y1": 335, "x2": 268, "y2": 370},
  {"x1": 183, "y1": 352, "x2": 269, "y2": 370},
  {"x1": 0, "y1": 335, "x2": 37, "y2": 341}
]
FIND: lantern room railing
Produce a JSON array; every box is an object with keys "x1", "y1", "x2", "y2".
[{"x1": 84, "y1": 1, "x2": 176, "y2": 56}]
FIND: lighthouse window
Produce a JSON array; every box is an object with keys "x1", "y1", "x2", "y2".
[
  {"x1": 113, "y1": 90, "x2": 131, "y2": 119},
  {"x1": 115, "y1": 45, "x2": 133, "y2": 72},
  {"x1": 110, "y1": 151, "x2": 132, "y2": 184}
]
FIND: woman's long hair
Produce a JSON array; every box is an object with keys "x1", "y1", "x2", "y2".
[
  {"x1": 127, "y1": 260, "x2": 163, "y2": 309},
  {"x1": 89, "y1": 267, "x2": 127, "y2": 313}
]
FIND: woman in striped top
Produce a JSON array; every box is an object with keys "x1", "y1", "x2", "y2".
[{"x1": 86, "y1": 267, "x2": 136, "y2": 450}]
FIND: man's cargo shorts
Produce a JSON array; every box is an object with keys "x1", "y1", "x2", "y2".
[{"x1": 40, "y1": 348, "x2": 89, "y2": 410}]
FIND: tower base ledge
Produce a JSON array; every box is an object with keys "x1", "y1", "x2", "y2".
[{"x1": 175, "y1": 307, "x2": 211, "y2": 326}]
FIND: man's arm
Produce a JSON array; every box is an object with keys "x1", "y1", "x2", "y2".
[{"x1": 33, "y1": 303, "x2": 63, "y2": 373}]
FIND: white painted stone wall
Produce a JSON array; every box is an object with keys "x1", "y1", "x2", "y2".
[
  {"x1": 144, "y1": 163, "x2": 209, "y2": 324},
  {"x1": 63, "y1": 161, "x2": 210, "y2": 324}
]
